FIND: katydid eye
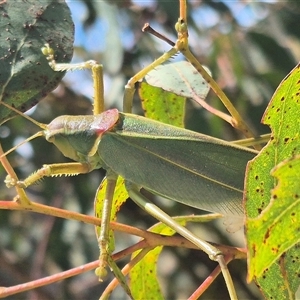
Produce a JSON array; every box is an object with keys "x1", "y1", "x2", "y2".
[
  {"x1": 47, "y1": 116, "x2": 65, "y2": 131},
  {"x1": 45, "y1": 116, "x2": 66, "y2": 142}
]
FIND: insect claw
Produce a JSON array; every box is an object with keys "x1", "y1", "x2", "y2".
[
  {"x1": 4, "y1": 175, "x2": 26, "y2": 188},
  {"x1": 41, "y1": 44, "x2": 101, "y2": 73},
  {"x1": 4, "y1": 175, "x2": 16, "y2": 188}
]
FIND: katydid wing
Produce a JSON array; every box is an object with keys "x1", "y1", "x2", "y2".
[{"x1": 6, "y1": 108, "x2": 257, "y2": 219}]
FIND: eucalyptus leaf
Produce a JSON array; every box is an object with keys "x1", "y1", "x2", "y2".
[
  {"x1": 139, "y1": 82, "x2": 185, "y2": 127},
  {"x1": 0, "y1": 0, "x2": 74, "y2": 123},
  {"x1": 246, "y1": 63, "x2": 300, "y2": 297},
  {"x1": 145, "y1": 61, "x2": 210, "y2": 101},
  {"x1": 129, "y1": 220, "x2": 187, "y2": 300},
  {"x1": 94, "y1": 176, "x2": 128, "y2": 252}
]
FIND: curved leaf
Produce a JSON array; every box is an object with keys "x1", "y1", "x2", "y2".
[
  {"x1": 145, "y1": 61, "x2": 210, "y2": 100},
  {"x1": 245, "y1": 63, "x2": 300, "y2": 294},
  {"x1": 0, "y1": 0, "x2": 74, "y2": 123}
]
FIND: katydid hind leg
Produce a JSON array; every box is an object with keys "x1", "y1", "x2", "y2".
[
  {"x1": 125, "y1": 181, "x2": 238, "y2": 299},
  {"x1": 125, "y1": 181, "x2": 222, "y2": 258}
]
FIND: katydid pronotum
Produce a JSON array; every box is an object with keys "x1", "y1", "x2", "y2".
[{"x1": 1, "y1": 40, "x2": 259, "y2": 299}]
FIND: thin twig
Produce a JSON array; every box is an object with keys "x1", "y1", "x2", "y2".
[{"x1": 142, "y1": 23, "x2": 175, "y2": 46}]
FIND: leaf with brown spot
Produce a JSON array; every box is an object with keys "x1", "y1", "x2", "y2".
[
  {"x1": 94, "y1": 176, "x2": 129, "y2": 251},
  {"x1": 245, "y1": 63, "x2": 300, "y2": 297},
  {"x1": 141, "y1": 61, "x2": 211, "y2": 126},
  {"x1": 0, "y1": 0, "x2": 74, "y2": 123},
  {"x1": 139, "y1": 82, "x2": 185, "y2": 127}
]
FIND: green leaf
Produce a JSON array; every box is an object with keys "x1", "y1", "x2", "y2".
[
  {"x1": 254, "y1": 247, "x2": 300, "y2": 300},
  {"x1": 94, "y1": 176, "x2": 129, "y2": 247},
  {"x1": 248, "y1": 157, "x2": 300, "y2": 299},
  {"x1": 0, "y1": 0, "x2": 74, "y2": 123},
  {"x1": 245, "y1": 63, "x2": 300, "y2": 292},
  {"x1": 129, "y1": 219, "x2": 188, "y2": 300},
  {"x1": 139, "y1": 82, "x2": 185, "y2": 127},
  {"x1": 94, "y1": 177, "x2": 131, "y2": 296},
  {"x1": 141, "y1": 61, "x2": 211, "y2": 127},
  {"x1": 145, "y1": 61, "x2": 210, "y2": 100}
]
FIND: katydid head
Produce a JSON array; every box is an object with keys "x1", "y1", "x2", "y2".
[
  {"x1": 44, "y1": 109, "x2": 119, "y2": 162},
  {"x1": 1, "y1": 101, "x2": 119, "y2": 164}
]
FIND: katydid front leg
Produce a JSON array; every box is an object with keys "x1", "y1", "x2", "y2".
[
  {"x1": 5, "y1": 162, "x2": 91, "y2": 188},
  {"x1": 4, "y1": 157, "x2": 124, "y2": 285},
  {"x1": 42, "y1": 44, "x2": 105, "y2": 115}
]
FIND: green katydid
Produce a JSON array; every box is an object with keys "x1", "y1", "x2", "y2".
[
  {"x1": 3, "y1": 107, "x2": 257, "y2": 218},
  {"x1": 2, "y1": 100, "x2": 257, "y2": 299}
]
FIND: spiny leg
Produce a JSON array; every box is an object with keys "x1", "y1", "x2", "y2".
[
  {"x1": 43, "y1": 44, "x2": 129, "y2": 285},
  {"x1": 173, "y1": 16, "x2": 257, "y2": 142},
  {"x1": 0, "y1": 143, "x2": 31, "y2": 206},
  {"x1": 43, "y1": 44, "x2": 120, "y2": 279},
  {"x1": 126, "y1": 11, "x2": 257, "y2": 144},
  {"x1": 94, "y1": 174, "x2": 134, "y2": 298},
  {"x1": 94, "y1": 175, "x2": 132, "y2": 296},
  {"x1": 122, "y1": 16, "x2": 192, "y2": 113},
  {"x1": 42, "y1": 44, "x2": 104, "y2": 115},
  {"x1": 123, "y1": 47, "x2": 178, "y2": 113},
  {"x1": 5, "y1": 162, "x2": 92, "y2": 188}
]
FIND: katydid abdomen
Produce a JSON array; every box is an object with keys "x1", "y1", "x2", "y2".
[{"x1": 98, "y1": 112, "x2": 257, "y2": 218}]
